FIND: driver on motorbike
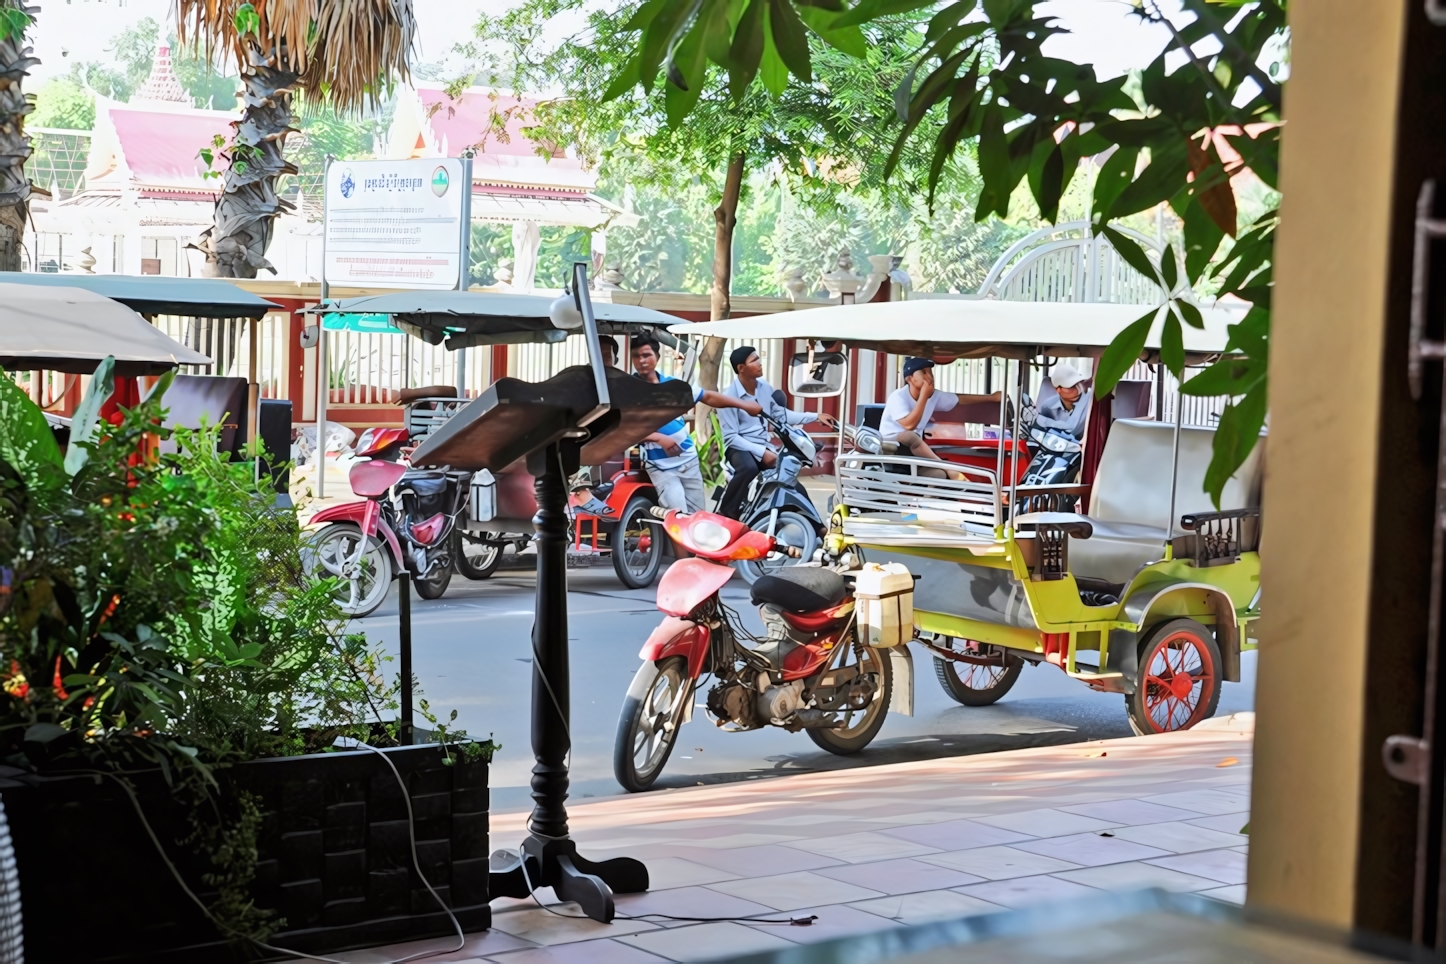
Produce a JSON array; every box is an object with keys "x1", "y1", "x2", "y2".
[
  {"x1": 717, "y1": 346, "x2": 835, "y2": 519},
  {"x1": 629, "y1": 335, "x2": 763, "y2": 513},
  {"x1": 1035, "y1": 361, "x2": 1092, "y2": 439}
]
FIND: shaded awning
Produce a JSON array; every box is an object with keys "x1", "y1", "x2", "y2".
[
  {"x1": 670, "y1": 299, "x2": 1241, "y2": 361},
  {"x1": 310, "y1": 290, "x2": 682, "y2": 349},
  {"x1": 0, "y1": 282, "x2": 213, "y2": 375},
  {"x1": 0, "y1": 273, "x2": 280, "y2": 319}
]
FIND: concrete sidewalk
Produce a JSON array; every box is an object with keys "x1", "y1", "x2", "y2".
[{"x1": 308, "y1": 714, "x2": 1254, "y2": 964}]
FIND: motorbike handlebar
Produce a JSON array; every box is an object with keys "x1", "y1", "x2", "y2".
[
  {"x1": 782, "y1": 545, "x2": 802, "y2": 558},
  {"x1": 649, "y1": 505, "x2": 668, "y2": 519}
]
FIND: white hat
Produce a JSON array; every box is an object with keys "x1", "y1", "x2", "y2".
[{"x1": 1050, "y1": 362, "x2": 1087, "y2": 389}]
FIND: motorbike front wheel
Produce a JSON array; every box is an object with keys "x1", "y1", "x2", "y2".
[
  {"x1": 807, "y1": 642, "x2": 893, "y2": 755},
  {"x1": 304, "y1": 523, "x2": 392, "y2": 618},
  {"x1": 614, "y1": 657, "x2": 690, "y2": 792},
  {"x1": 736, "y1": 510, "x2": 819, "y2": 585}
]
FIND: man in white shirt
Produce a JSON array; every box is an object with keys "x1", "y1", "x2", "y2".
[
  {"x1": 716, "y1": 345, "x2": 834, "y2": 519},
  {"x1": 880, "y1": 357, "x2": 1000, "y2": 474}
]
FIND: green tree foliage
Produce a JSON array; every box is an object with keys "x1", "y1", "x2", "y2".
[
  {"x1": 609, "y1": 0, "x2": 1286, "y2": 504},
  {"x1": 472, "y1": 0, "x2": 937, "y2": 389},
  {"x1": 30, "y1": 77, "x2": 93, "y2": 129}
]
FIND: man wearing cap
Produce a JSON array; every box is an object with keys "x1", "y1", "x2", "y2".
[
  {"x1": 1035, "y1": 361, "x2": 1092, "y2": 439},
  {"x1": 880, "y1": 357, "x2": 1000, "y2": 473},
  {"x1": 717, "y1": 345, "x2": 835, "y2": 519}
]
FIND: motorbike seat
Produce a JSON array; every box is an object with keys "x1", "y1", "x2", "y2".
[{"x1": 750, "y1": 567, "x2": 847, "y2": 613}]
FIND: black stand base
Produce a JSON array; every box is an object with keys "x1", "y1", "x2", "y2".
[
  {"x1": 489, "y1": 834, "x2": 649, "y2": 922},
  {"x1": 486, "y1": 440, "x2": 649, "y2": 923}
]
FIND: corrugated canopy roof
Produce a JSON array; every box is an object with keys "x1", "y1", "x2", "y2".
[{"x1": 312, "y1": 290, "x2": 682, "y2": 349}]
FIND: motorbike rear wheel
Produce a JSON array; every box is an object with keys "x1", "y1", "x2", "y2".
[
  {"x1": 933, "y1": 638, "x2": 1024, "y2": 706},
  {"x1": 614, "y1": 657, "x2": 690, "y2": 792},
  {"x1": 304, "y1": 523, "x2": 392, "y2": 618},
  {"x1": 612, "y1": 494, "x2": 664, "y2": 589},
  {"x1": 455, "y1": 529, "x2": 503, "y2": 580},
  {"x1": 413, "y1": 561, "x2": 452, "y2": 599},
  {"x1": 736, "y1": 510, "x2": 818, "y2": 585},
  {"x1": 807, "y1": 642, "x2": 893, "y2": 755}
]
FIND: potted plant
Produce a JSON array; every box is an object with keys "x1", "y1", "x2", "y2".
[{"x1": 0, "y1": 361, "x2": 495, "y2": 963}]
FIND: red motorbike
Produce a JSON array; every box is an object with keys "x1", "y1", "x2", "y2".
[
  {"x1": 305, "y1": 427, "x2": 471, "y2": 617},
  {"x1": 613, "y1": 508, "x2": 895, "y2": 792}
]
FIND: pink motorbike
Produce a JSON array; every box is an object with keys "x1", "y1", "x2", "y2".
[{"x1": 305, "y1": 427, "x2": 471, "y2": 617}]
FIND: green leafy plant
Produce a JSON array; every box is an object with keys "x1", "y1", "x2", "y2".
[{"x1": 0, "y1": 359, "x2": 482, "y2": 942}]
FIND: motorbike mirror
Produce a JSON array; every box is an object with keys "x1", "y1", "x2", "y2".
[{"x1": 789, "y1": 351, "x2": 847, "y2": 398}]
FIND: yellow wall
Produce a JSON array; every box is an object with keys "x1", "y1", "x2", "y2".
[{"x1": 1249, "y1": 0, "x2": 1406, "y2": 926}]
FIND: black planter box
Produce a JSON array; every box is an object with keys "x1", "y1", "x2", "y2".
[{"x1": 0, "y1": 744, "x2": 490, "y2": 963}]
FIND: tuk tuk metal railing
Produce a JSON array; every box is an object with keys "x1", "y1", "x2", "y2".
[{"x1": 837, "y1": 454, "x2": 1002, "y2": 533}]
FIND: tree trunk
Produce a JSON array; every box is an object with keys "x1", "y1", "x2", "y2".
[
  {"x1": 194, "y1": 39, "x2": 298, "y2": 278},
  {"x1": 695, "y1": 151, "x2": 746, "y2": 445},
  {"x1": 0, "y1": 4, "x2": 38, "y2": 272}
]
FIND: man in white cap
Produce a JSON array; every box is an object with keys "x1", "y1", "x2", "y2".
[{"x1": 1035, "y1": 361, "x2": 1092, "y2": 439}]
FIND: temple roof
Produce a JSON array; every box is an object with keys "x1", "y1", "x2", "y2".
[
  {"x1": 82, "y1": 97, "x2": 237, "y2": 194},
  {"x1": 386, "y1": 84, "x2": 598, "y2": 193}
]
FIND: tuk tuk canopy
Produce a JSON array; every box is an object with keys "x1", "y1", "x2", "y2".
[
  {"x1": 668, "y1": 299, "x2": 1241, "y2": 362},
  {"x1": 313, "y1": 290, "x2": 684, "y2": 349},
  {"x1": 0, "y1": 273, "x2": 280, "y2": 320},
  {"x1": 0, "y1": 282, "x2": 213, "y2": 375}
]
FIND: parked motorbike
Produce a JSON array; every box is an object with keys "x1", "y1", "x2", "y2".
[
  {"x1": 1016, "y1": 425, "x2": 1085, "y2": 513},
  {"x1": 613, "y1": 507, "x2": 893, "y2": 792},
  {"x1": 735, "y1": 409, "x2": 826, "y2": 585},
  {"x1": 304, "y1": 427, "x2": 471, "y2": 617}
]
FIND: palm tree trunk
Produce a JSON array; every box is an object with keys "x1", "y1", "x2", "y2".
[
  {"x1": 0, "y1": 3, "x2": 37, "y2": 272},
  {"x1": 194, "y1": 39, "x2": 298, "y2": 278}
]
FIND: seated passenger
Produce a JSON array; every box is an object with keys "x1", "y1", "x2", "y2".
[
  {"x1": 1035, "y1": 362, "x2": 1091, "y2": 440},
  {"x1": 880, "y1": 357, "x2": 1000, "y2": 477}
]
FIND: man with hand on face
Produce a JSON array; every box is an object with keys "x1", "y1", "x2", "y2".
[
  {"x1": 880, "y1": 357, "x2": 1001, "y2": 476},
  {"x1": 717, "y1": 345, "x2": 835, "y2": 520},
  {"x1": 629, "y1": 335, "x2": 762, "y2": 513}
]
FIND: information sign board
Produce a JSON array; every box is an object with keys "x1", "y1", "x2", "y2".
[{"x1": 323, "y1": 158, "x2": 466, "y2": 289}]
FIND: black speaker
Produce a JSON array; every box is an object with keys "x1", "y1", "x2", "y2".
[{"x1": 258, "y1": 399, "x2": 292, "y2": 497}]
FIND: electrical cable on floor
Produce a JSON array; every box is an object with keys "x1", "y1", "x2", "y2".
[
  {"x1": 105, "y1": 737, "x2": 466, "y2": 964},
  {"x1": 515, "y1": 847, "x2": 817, "y2": 927}
]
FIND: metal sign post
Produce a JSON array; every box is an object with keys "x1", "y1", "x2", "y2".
[{"x1": 317, "y1": 154, "x2": 333, "y2": 500}]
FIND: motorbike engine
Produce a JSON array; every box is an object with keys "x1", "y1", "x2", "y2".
[
  {"x1": 706, "y1": 678, "x2": 808, "y2": 729},
  {"x1": 706, "y1": 681, "x2": 760, "y2": 730}
]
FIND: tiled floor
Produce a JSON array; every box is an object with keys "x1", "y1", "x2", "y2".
[{"x1": 284, "y1": 713, "x2": 1254, "y2": 964}]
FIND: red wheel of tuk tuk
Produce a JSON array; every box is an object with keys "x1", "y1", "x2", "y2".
[{"x1": 1127, "y1": 619, "x2": 1222, "y2": 735}]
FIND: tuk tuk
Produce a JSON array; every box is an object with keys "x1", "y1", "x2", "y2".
[{"x1": 670, "y1": 300, "x2": 1262, "y2": 735}]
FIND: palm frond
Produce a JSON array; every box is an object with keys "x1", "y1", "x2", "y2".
[{"x1": 178, "y1": 0, "x2": 415, "y2": 113}]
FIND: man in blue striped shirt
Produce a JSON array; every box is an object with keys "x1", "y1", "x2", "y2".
[{"x1": 630, "y1": 335, "x2": 762, "y2": 513}]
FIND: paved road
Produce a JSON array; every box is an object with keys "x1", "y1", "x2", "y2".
[{"x1": 354, "y1": 565, "x2": 1256, "y2": 812}]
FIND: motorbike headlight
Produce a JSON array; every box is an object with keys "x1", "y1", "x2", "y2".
[
  {"x1": 687, "y1": 518, "x2": 732, "y2": 552},
  {"x1": 1041, "y1": 433, "x2": 1069, "y2": 453},
  {"x1": 858, "y1": 433, "x2": 882, "y2": 454}
]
